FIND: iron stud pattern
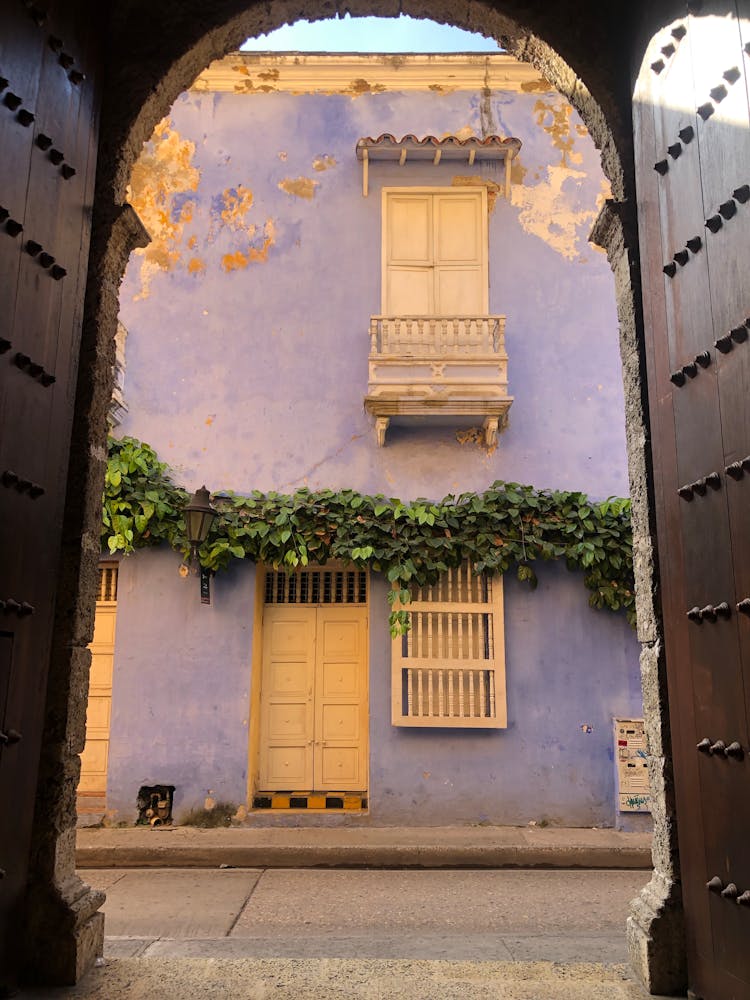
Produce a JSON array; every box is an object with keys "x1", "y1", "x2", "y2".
[
  {"x1": 46, "y1": 32, "x2": 85, "y2": 84},
  {"x1": 23, "y1": 1, "x2": 47, "y2": 28},
  {"x1": 11, "y1": 352, "x2": 56, "y2": 387},
  {"x1": 703, "y1": 186, "x2": 750, "y2": 236},
  {"x1": 0, "y1": 70, "x2": 78, "y2": 176},
  {"x1": 1, "y1": 470, "x2": 45, "y2": 498},
  {"x1": 694, "y1": 63, "x2": 743, "y2": 127},
  {"x1": 663, "y1": 234, "x2": 704, "y2": 276},
  {"x1": 685, "y1": 601, "x2": 731, "y2": 623},
  {"x1": 0, "y1": 223, "x2": 68, "y2": 278},
  {"x1": 706, "y1": 877, "x2": 750, "y2": 905},
  {"x1": 677, "y1": 471, "x2": 722, "y2": 500},
  {"x1": 715, "y1": 317, "x2": 750, "y2": 353},
  {"x1": 651, "y1": 23, "x2": 687, "y2": 74},
  {"x1": 653, "y1": 123, "x2": 695, "y2": 176},
  {"x1": 671, "y1": 317, "x2": 750, "y2": 384},
  {"x1": 0, "y1": 599, "x2": 35, "y2": 616},
  {"x1": 724, "y1": 456, "x2": 750, "y2": 480}
]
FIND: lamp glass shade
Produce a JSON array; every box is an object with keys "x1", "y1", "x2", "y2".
[{"x1": 184, "y1": 485, "x2": 216, "y2": 545}]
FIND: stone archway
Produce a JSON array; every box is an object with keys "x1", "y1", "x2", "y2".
[{"x1": 24, "y1": 1, "x2": 683, "y2": 994}]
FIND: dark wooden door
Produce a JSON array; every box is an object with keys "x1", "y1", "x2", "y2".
[
  {"x1": 0, "y1": 0, "x2": 100, "y2": 990},
  {"x1": 635, "y1": 4, "x2": 750, "y2": 997}
]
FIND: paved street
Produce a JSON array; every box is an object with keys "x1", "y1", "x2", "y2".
[
  {"x1": 85, "y1": 867, "x2": 651, "y2": 963},
  {"x1": 20, "y1": 868, "x2": 679, "y2": 999}
]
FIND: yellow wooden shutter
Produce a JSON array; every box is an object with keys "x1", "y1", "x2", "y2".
[
  {"x1": 391, "y1": 563, "x2": 506, "y2": 728},
  {"x1": 314, "y1": 607, "x2": 368, "y2": 790},
  {"x1": 383, "y1": 188, "x2": 487, "y2": 315},
  {"x1": 384, "y1": 193, "x2": 434, "y2": 314},
  {"x1": 79, "y1": 604, "x2": 117, "y2": 795},
  {"x1": 258, "y1": 607, "x2": 316, "y2": 789},
  {"x1": 433, "y1": 191, "x2": 487, "y2": 313}
]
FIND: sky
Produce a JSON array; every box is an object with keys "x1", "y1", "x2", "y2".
[{"x1": 241, "y1": 14, "x2": 501, "y2": 53}]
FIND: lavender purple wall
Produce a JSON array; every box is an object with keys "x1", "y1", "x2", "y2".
[
  {"x1": 105, "y1": 61, "x2": 648, "y2": 829},
  {"x1": 106, "y1": 552, "x2": 644, "y2": 828}
]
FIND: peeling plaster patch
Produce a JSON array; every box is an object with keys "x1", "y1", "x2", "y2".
[
  {"x1": 278, "y1": 151, "x2": 288, "y2": 161},
  {"x1": 258, "y1": 68, "x2": 280, "y2": 82},
  {"x1": 510, "y1": 158, "x2": 528, "y2": 185},
  {"x1": 520, "y1": 77, "x2": 553, "y2": 93},
  {"x1": 576, "y1": 124, "x2": 589, "y2": 137},
  {"x1": 533, "y1": 97, "x2": 583, "y2": 168},
  {"x1": 219, "y1": 185, "x2": 255, "y2": 229},
  {"x1": 443, "y1": 125, "x2": 476, "y2": 141},
  {"x1": 128, "y1": 117, "x2": 201, "y2": 299},
  {"x1": 451, "y1": 175, "x2": 502, "y2": 213},
  {"x1": 278, "y1": 176, "x2": 319, "y2": 199},
  {"x1": 220, "y1": 218, "x2": 276, "y2": 270},
  {"x1": 511, "y1": 164, "x2": 600, "y2": 260},
  {"x1": 207, "y1": 184, "x2": 277, "y2": 267},
  {"x1": 187, "y1": 257, "x2": 205, "y2": 274},
  {"x1": 456, "y1": 426, "x2": 497, "y2": 455},
  {"x1": 349, "y1": 78, "x2": 386, "y2": 96},
  {"x1": 205, "y1": 414, "x2": 216, "y2": 426},
  {"x1": 312, "y1": 155, "x2": 337, "y2": 172},
  {"x1": 187, "y1": 235, "x2": 197, "y2": 249},
  {"x1": 247, "y1": 218, "x2": 276, "y2": 262}
]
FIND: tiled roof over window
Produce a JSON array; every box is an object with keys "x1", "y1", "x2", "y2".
[{"x1": 355, "y1": 133, "x2": 522, "y2": 162}]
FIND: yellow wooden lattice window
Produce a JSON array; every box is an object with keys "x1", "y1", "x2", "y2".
[{"x1": 391, "y1": 562, "x2": 506, "y2": 728}]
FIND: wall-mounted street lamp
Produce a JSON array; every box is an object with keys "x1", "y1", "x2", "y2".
[
  {"x1": 184, "y1": 485, "x2": 217, "y2": 604},
  {"x1": 184, "y1": 485, "x2": 217, "y2": 565}
]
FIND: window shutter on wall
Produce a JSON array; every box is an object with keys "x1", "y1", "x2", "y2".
[
  {"x1": 382, "y1": 189, "x2": 488, "y2": 315},
  {"x1": 391, "y1": 562, "x2": 506, "y2": 728}
]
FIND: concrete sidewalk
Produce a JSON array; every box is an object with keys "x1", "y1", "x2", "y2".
[
  {"x1": 21, "y1": 958, "x2": 671, "y2": 999},
  {"x1": 24, "y1": 868, "x2": 674, "y2": 999},
  {"x1": 76, "y1": 825, "x2": 652, "y2": 869}
]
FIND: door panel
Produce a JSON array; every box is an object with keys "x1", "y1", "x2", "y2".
[
  {"x1": 257, "y1": 605, "x2": 367, "y2": 794},
  {"x1": 386, "y1": 195, "x2": 432, "y2": 264},
  {"x1": 387, "y1": 267, "x2": 434, "y2": 315},
  {"x1": 434, "y1": 194, "x2": 483, "y2": 262},
  {"x1": 78, "y1": 603, "x2": 116, "y2": 798},
  {"x1": 258, "y1": 608, "x2": 316, "y2": 790},
  {"x1": 634, "y1": 5, "x2": 750, "y2": 996},
  {"x1": 0, "y1": 0, "x2": 101, "y2": 988},
  {"x1": 435, "y1": 268, "x2": 484, "y2": 315},
  {"x1": 314, "y1": 608, "x2": 367, "y2": 791}
]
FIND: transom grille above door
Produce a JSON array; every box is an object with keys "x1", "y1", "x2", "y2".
[{"x1": 264, "y1": 567, "x2": 367, "y2": 606}]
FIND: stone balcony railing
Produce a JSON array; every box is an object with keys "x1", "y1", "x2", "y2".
[{"x1": 364, "y1": 315, "x2": 513, "y2": 447}]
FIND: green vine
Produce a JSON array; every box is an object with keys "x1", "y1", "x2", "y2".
[{"x1": 103, "y1": 435, "x2": 636, "y2": 631}]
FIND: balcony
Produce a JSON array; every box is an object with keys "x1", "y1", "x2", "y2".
[{"x1": 364, "y1": 315, "x2": 513, "y2": 447}]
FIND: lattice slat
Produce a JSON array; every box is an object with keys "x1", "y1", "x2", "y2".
[
  {"x1": 392, "y1": 560, "x2": 505, "y2": 728},
  {"x1": 264, "y1": 567, "x2": 367, "y2": 606}
]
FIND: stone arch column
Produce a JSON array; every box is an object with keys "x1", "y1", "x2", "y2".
[{"x1": 24, "y1": 1, "x2": 684, "y2": 993}]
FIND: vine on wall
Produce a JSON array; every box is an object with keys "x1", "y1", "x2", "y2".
[{"x1": 103, "y1": 435, "x2": 636, "y2": 631}]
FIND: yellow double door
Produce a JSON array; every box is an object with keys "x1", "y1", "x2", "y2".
[{"x1": 258, "y1": 605, "x2": 368, "y2": 793}]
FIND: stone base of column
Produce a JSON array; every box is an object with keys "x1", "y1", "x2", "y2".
[
  {"x1": 627, "y1": 871, "x2": 686, "y2": 996},
  {"x1": 23, "y1": 875, "x2": 105, "y2": 986}
]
